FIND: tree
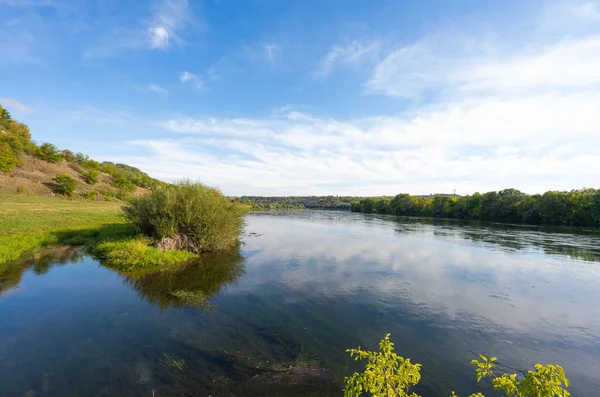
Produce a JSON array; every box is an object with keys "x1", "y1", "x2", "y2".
[
  {"x1": 0, "y1": 141, "x2": 20, "y2": 172},
  {"x1": 37, "y1": 143, "x2": 63, "y2": 163},
  {"x1": 0, "y1": 104, "x2": 11, "y2": 121},
  {"x1": 51, "y1": 174, "x2": 77, "y2": 196}
]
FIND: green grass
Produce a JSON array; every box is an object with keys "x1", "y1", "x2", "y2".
[
  {"x1": 0, "y1": 195, "x2": 131, "y2": 264},
  {"x1": 0, "y1": 194, "x2": 201, "y2": 271},
  {"x1": 93, "y1": 237, "x2": 197, "y2": 273}
]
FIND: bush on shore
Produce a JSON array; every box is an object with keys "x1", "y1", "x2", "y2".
[{"x1": 123, "y1": 181, "x2": 245, "y2": 253}]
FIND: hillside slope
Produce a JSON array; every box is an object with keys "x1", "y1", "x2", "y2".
[{"x1": 0, "y1": 103, "x2": 163, "y2": 200}]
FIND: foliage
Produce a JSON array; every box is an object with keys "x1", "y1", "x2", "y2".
[
  {"x1": 344, "y1": 335, "x2": 571, "y2": 397},
  {"x1": 235, "y1": 195, "x2": 365, "y2": 210},
  {"x1": 51, "y1": 174, "x2": 77, "y2": 196},
  {"x1": 123, "y1": 181, "x2": 245, "y2": 253},
  {"x1": 351, "y1": 189, "x2": 600, "y2": 227},
  {"x1": 37, "y1": 143, "x2": 64, "y2": 163},
  {"x1": 83, "y1": 170, "x2": 99, "y2": 185},
  {"x1": 0, "y1": 141, "x2": 20, "y2": 172},
  {"x1": 469, "y1": 355, "x2": 570, "y2": 397},
  {"x1": 345, "y1": 334, "x2": 421, "y2": 397},
  {"x1": 112, "y1": 173, "x2": 137, "y2": 191},
  {"x1": 83, "y1": 190, "x2": 98, "y2": 200},
  {"x1": 92, "y1": 237, "x2": 197, "y2": 271}
]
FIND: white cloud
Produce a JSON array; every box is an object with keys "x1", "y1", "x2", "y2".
[
  {"x1": 148, "y1": 26, "x2": 169, "y2": 49},
  {"x1": 147, "y1": 84, "x2": 168, "y2": 94},
  {"x1": 84, "y1": 0, "x2": 192, "y2": 58},
  {"x1": 0, "y1": 97, "x2": 34, "y2": 112},
  {"x1": 121, "y1": 82, "x2": 600, "y2": 196},
  {"x1": 263, "y1": 43, "x2": 279, "y2": 61},
  {"x1": 178, "y1": 70, "x2": 204, "y2": 90},
  {"x1": 179, "y1": 70, "x2": 196, "y2": 82},
  {"x1": 315, "y1": 40, "x2": 380, "y2": 78}
]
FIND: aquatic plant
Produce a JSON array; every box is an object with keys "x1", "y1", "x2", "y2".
[{"x1": 344, "y1": 334, "x2": 570, "y2": 397}]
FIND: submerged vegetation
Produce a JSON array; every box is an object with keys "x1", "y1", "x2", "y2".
[
  {"x1": 124, "y1": 181, "x2": 245, "y2": 253},
  {"x1": 344, "y1": 334, "x2": 570, "y2": 397},
  {"x1": 351, "y1": 189, "x2": 600, "y2": 227}
]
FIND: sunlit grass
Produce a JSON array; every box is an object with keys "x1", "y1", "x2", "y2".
[
  {"x1": 93, "y1": 237, "x2": 197, "y2": 272},
  {"x1": 0, "y1": 194, "x2": 130, "y2": 264}
]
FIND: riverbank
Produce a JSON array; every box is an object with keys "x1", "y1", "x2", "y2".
[{"x1": 0, "y1": 195, "x2": 132, "y2": 265}]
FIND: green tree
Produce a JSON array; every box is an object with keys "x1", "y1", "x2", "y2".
[
  {"x1": 37, "y1": 143, "x2": 63, "y2": 163},
  {"x1": 51, "y1": 174, "x2": 77, "y2": 196},
  {"x1": 0, "y1": 141, "x2": 20, "y2": 172},
  {"x1": 0, "y1": 104, "x2": 11, "y2": 121},
  {"x1": 112, "y1": 174, "x2": 136, "y2": 191},
  {"x1": 83, "y1": 170, "x2": 99, "y2": 185}
]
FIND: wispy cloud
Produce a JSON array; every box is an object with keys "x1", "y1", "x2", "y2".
[
  {"x1": 178, "y1": 70, "x2": 204, "y2": 89},
  {"x1": 314, "y1": 40, "x2": 380, "y2": 78},
  {"x1": 0, "y1": 97, "x2": 34, "y2": 112},
  {"x1": 179, "y1": 70, "x2": 196, "y2": 82},
  {"x1": 263, "y1": 43, "x2": 279, "y2": 61},
  {"x1": 84, "y1": 0, "x2": 193, "y2": 58},
  {"x1": 147, "y1": 84, "x2": 168, "y2": 94},
  {"x1": 365, "y1": 1, "x2": 600, "y2": 98}
]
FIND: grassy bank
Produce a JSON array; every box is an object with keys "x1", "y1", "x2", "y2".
[{"x1": 0, "y1": 195, "x2": 132, "y2": 264}]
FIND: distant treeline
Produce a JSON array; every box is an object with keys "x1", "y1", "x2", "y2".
[
  {"x1": 350, "y1": 189, "x2": 600, "y2": 227},
  {"x1": 235, "y1": 196, "x2": 363, "y2": 210}
]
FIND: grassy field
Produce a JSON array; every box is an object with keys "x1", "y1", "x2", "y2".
[{"x1": 0, "y1": 195, "x2": 132, "y2": 264}]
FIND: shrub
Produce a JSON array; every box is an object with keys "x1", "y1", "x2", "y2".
[
  {"x1": 61, "y1": 149, "x2": 75, "y2": 162},
  {"x1": 112, "y1": 174, "x2": 136, "y2": 191},
  {"x1": 37, "y1": 143, "x2": 63, "y2": 163},
  {"x1": 51, "y1": 174, "x2": 77, "y2": 196},
  {"x1": 123, "y1": 181, "x2": 245, "y2": 253},
  {"x1": 344, "y1": 334, "x2": 570, "y2": 397},
  {"x1": 83, "y1": 190, "x2": 98, "y2": 200},
  {"x1": 0, "y1": 141, "x2": 19, "y2": 172},
  {"x1": 83, "y1": 170, "x2": 99, "y2": 185}
]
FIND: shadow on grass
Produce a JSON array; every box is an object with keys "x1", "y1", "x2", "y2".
[{"x1": 50, "y1": 222, "x2": 138, "y2": 248}]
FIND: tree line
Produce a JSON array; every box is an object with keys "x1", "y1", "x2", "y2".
[{"x1": 350, "y1": 188, "x2": 600, "y2": 227}]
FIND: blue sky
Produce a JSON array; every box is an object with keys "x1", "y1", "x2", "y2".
[{"x1": 1, "y1": 0, "x2": 599, "y2": 195}]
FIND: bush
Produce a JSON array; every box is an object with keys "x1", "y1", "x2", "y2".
[
  {"x1": 37, "y1": 143, "x2": 63, "y2": 163},
  {"x1": 83, "y1": 170, "x2": 99, "y2": 185},
  {"x1": 112, "y1": 174, "x2": 136, "y2": 191},
  {"x1": 83, "y1": 190, "x2": 98, "y2": 200},
  {"x1": 123, "y1": 181, "x2": 245, "y2": 253},
  {"x1": 51, "y1": 174, "x2": 77, "y2": 196},
  {"x1": 0, "y1": 141, "x2": 19, "y2": 172},
  {"x1": 61, "y1": 149, "x2": 75, "y2": 162},
  {"x1": 344, "y1": 334, "x2": 570, "y2": 397}
]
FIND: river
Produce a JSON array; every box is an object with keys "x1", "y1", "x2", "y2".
[{"x1": 1, "y1": 211, "x2": 599, "y2": 396}]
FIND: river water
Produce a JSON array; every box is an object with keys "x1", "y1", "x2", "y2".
[{"x1": 1, "y1": 211, "x2": 599, "y2": 396}]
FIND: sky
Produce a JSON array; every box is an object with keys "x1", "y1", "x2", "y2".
[{"x1": 1, "y1": 0, "x2": 599, "y2": 196}]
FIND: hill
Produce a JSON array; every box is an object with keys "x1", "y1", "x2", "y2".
[{"x1": 0, "y1": 103, "x2": 165, "y2": 200}]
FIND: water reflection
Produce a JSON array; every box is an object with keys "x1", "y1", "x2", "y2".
[
  {"x1": 0, "y1": 247, "x2": 86, "y2": 296},
  {"x1": 119, "y1": 245, "x2": 246, "y2": 311},
  {"x1": 1, "y1": 212, "x2": 600, "y2": 397}
]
